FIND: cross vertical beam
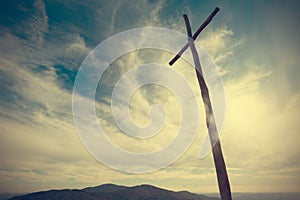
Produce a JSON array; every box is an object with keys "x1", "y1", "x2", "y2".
[{"x1": 171, "y1": 9, "x2": 232, "y2": 200}]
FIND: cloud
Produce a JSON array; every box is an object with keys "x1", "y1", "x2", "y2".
[
  {"x1": 30, "y1": 0, "x2": 49, "y2": 45},
  {"x1": 0, "y1": 0, "x2": 299, "y2": 194},
  {"x1": 66, "y1": 35, "x2": 90, "y2": 56},
  {"x1": 221, "y1": 70, "x2": 300, "y2": 175},
  {"x1": 0, "y1": 0, "x2": 242, "y2": 191}
]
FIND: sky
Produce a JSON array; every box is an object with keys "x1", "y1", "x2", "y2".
[{"x1": 0, "y1": 0, "x2": 300, "y2": 194}]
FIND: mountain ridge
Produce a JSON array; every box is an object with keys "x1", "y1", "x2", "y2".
[{"x1": 8, "y1": 184, "x2": 219, "y2": 200}]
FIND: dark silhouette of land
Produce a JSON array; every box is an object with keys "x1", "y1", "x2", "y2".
[
  {"x1": 4, "y1": 185, "x2": 300, "y2": 200},
  {"x1": 8, "y1": 184, "x2": 219, "y2": 200}
]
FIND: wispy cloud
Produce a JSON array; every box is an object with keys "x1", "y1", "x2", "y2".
[{"x1": 0, "y1": 0, "x2": 299, "y2": 194}]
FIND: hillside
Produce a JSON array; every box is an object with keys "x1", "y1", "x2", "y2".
[{"x1": 8, "y1": 184, "x2": 219, "y2": 200}]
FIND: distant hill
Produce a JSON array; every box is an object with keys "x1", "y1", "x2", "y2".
[
  {"x1": 8, "y1": 184, "x2": 219, "y2": 200},
  {"x1": 0, "y1": 194, "x2": 23, "y2": 200}
]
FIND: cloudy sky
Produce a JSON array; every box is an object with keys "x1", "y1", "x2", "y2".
[{"x1": 1, "y1": 0, "x2": 300, "y2": 194}]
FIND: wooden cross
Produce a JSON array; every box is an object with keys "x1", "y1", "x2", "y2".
[{"x1": 169, "y1": 8, "x2": 232, "y2": 200}]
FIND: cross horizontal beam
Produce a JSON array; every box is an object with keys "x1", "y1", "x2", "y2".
[{"x1": 169, "y1": 7, "x2": 220, "y2": 66}]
